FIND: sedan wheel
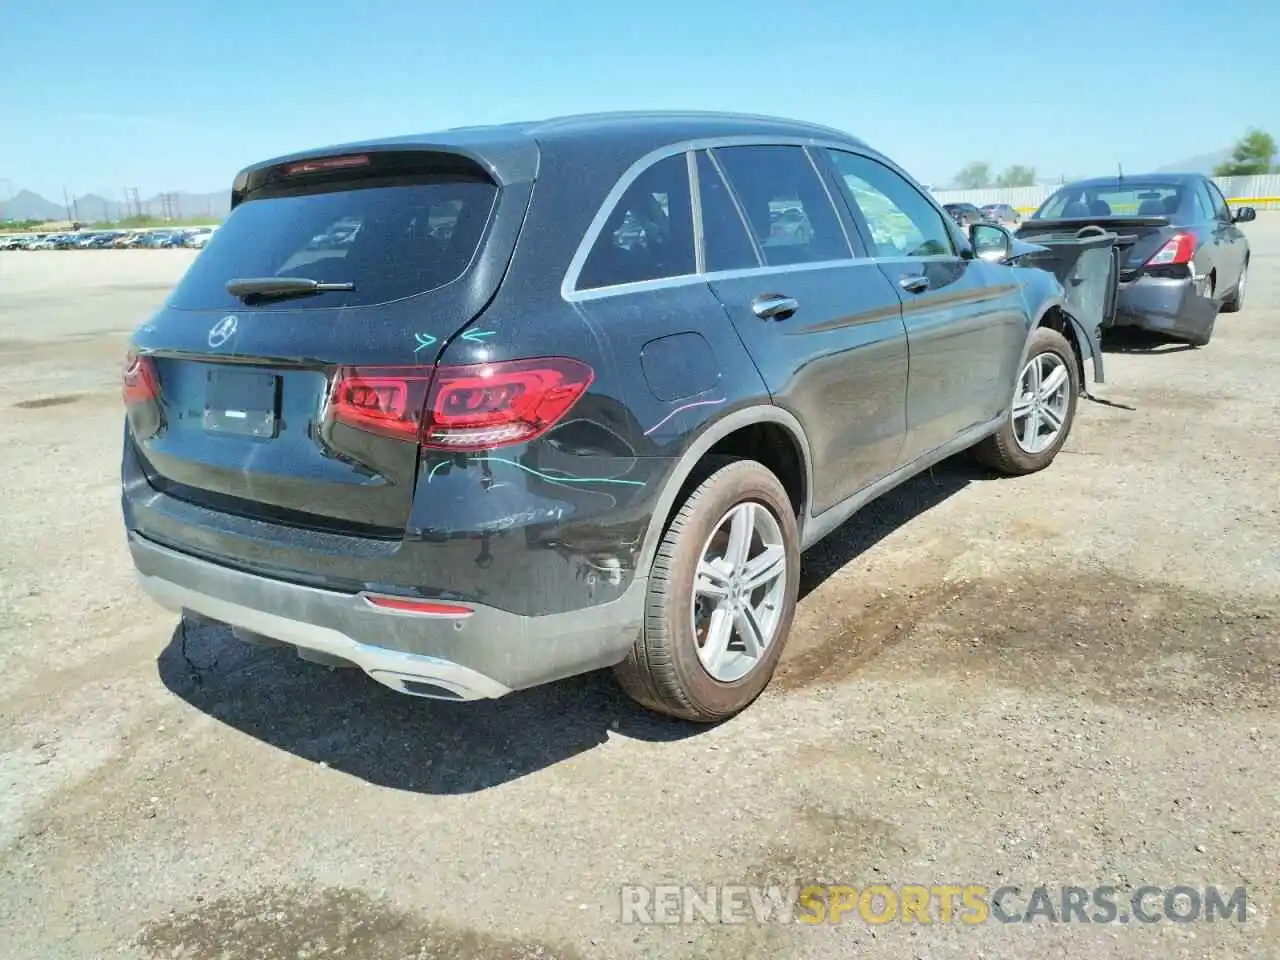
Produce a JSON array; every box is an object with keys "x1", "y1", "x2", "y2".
[{"x1": 1222, "y1": 262, "x2": 1247, "y2": 313}]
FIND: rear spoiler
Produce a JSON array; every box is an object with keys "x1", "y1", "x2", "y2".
[{"x1": 1018, "y1": 216, "x2": 1169, "y2": 233}]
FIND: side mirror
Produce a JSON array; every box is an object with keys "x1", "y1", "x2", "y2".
[
  {"x1": 1232, "y1": 206, "x2": 1256, "y2": 224},
  {"x1": 969, "y1": 222, "x2": 1012, "y2": 262}
]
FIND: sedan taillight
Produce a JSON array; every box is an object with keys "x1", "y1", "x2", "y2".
[{"x1": 1145, "y1": 233, "x2": 1196, "y2": 267}]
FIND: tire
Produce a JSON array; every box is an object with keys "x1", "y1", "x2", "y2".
[
  {"x1": 973, "y1": 326, "x2": 1079, "y2": 476},
  {"x1": 1221, "y1": 259, "x2": 1247, "y2": 314},
  {"x1": 613, "y1": 458, "x2": 801, "y2": 722}
]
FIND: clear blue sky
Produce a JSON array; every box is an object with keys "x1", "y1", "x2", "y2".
[{"x1": 2, "y1": 0, "x2": 1277, "y2": 199}]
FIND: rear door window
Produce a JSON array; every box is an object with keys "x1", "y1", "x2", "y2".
[
  {"x1": 168, "y1": 173, "x2": 497, "y2": 311},
  {"x1": 696, "y1": 150, "x2": 760, "y2": 273},
  {"x1": 710, "y1": 145, "x2": 852, "y2": 266},
  {"x1": 576, "y1": 154, "x2": 696, "y2": 291}
]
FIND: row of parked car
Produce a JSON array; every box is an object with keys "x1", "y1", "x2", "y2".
[
  {"x1": 943, "y1": 201, "x2": 1022, "y2": 229},
  {"x1": 0, "y1": 226, "x2": 217, "y2": 251}
]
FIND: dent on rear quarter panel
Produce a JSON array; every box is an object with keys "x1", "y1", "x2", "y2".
[{"x1": 401, "y1": 275, "x2": 673, "y2": 616}]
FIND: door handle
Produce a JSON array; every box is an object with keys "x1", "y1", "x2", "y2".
[
  {"x1": 900, "y1": 274, "x2": 930, "y2": 294},
  {"x1": 751, "y1": 294, "x2": 799, "y2": 320}
]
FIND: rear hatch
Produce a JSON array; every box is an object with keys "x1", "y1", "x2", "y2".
[{"x1": 125, "y1": 147, "x2": 531, "y2": 537}]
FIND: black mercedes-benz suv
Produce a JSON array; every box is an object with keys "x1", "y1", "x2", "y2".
[{"x1": 122, "y1": 111, "x2": 1097, "y2": 721}]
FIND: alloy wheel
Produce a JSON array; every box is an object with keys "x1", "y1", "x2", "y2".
[
  {"x1": 690, "y1": 501, "x2": 789, "y2": 683},
  {"x1": 1011, "y1": 352, "x2": 1071, "y2": 455}
]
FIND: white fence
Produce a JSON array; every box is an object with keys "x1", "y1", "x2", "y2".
[{"x1": 932, "y1": 174, "x2": 1280, "y2": 213}]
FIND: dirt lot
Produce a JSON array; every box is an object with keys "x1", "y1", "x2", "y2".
[{"x1": 1, "y1": 232, "x2": 1277, "y2": 960}]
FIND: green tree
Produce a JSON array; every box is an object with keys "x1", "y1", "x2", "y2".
[
  {"x1": 1213, "y1": 128, "x2": 1276, "y2": 177},
  {"x1": 994, "y1": 164, "x2": 1036, "y2": 188},
  {"x1": 953, "y1": 162, "x2": 992, "y2": 189}
]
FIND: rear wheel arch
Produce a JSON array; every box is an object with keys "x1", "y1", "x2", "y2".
[{"x1": 636, "y1": 407, "x2": 812, "y2": 577}]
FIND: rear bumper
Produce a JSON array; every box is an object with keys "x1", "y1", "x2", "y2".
[
  {"x1": 129, "y1": 531, "x2": 645, "y2": 701},
  {"x1": 1112, "y1": 273, "x2": 1214, "y2": 339}
]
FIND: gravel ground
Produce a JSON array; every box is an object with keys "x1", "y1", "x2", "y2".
[{"x1": 0, "y1": 228, "x2": 1277, "y2": 960}]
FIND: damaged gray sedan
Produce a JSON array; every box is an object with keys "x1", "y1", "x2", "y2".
[{"x1": 1016, "y1": 173, "x2": 1254, "y2": 347}]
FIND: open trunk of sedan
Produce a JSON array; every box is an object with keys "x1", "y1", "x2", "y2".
[
  {"x1": 1016, "y1": 215, "x2": 1174, "y2": 284},
  {"x1": 1007, "y1": 225, "x2": 1123, "y2": 381}
]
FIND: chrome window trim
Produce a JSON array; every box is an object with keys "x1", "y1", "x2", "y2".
[
  {"x1": 561, "y1": 134, "x2": 876, "y2": 303},
  {"x1": 566, "y1": 258, "x2": 878, "y2": 303},
  {"x1": 687, "y1": 149, "x2": 706, "y2": 275}
]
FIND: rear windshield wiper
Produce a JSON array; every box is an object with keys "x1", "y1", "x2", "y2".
[{"x1": 225, "y1": 277, "x2": 355, "y2": 303}]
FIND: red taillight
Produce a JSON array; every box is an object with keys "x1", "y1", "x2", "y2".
[
  {"x1": 327, "y1": 357, "x2": 594, "y2": 449},
  {"x1": 1145, "y1": 232, "x2": 1196, "y2": 267},
  {"x1": 420, "y1": 357, "x2": 595, "y2": 451},
  {"x1": 122, "y1": 350, "x2": 159, "y2": 405},
  {"x1": 363, "y1": 594, "x2": 473, "y2": 618},
  {"x1": 328, "y1": 366, "x2": 432, "y2": 441}
]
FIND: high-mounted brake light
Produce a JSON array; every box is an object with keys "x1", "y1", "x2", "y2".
[
  {"x1": 122, "y1": 350, "x2": 159, "y2": 405},
  {"x1": 421, "y1": 357, "x2": 595, "y2": 451},
  {"x1": 1145, "y1": 232, "x2": 1196, "y2": 267},
  {"x1": 285, "y1": 154, "x2": 370, "y2": 176}
]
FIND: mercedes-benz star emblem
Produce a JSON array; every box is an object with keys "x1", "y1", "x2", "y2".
[{"x1": 208, "y1": 315, "x2": 238, "y2": 348}]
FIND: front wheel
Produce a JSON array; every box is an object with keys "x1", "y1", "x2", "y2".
[
  {"x1": 973, "y1": 326, "x2": 1079, "y2": 476},
  {"x1": 1221, "y1": 261, "x2": 1247, "y2": 314},
  {"x1": 613, "y1": 459, "x2": 800, "y2": 722}
]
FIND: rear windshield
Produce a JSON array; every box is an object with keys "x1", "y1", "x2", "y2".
[
  {"x1": 1035, "y1": 183, "x2": 1183, "y2": 219},
  {"x1": 168, "y1": 177, "x2": 497, "y2": 311}
]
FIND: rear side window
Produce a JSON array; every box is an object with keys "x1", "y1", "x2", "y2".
[
  {"x1": 169, "y1": 174, "x2": 497, "y2": 311},
  {"x1": 577, "y1": 154, "x2": 696, "y2": 291},
  {"x1": 711, "y1": 145, "x2": 851, "y2": 266},
  {"x1": 696, "y1": 150, "x2": 760, "y2": 272}
]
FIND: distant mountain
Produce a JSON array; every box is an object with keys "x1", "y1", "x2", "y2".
[
  {"x1": 0, "y1": 188, "x2": 229, "y2": 223},
  {"x1": 2, "y1": 189, "x2": 65, "y2": 221},
  {"x1": 1155, "y1": 148, "x2": 1231, "y2": 175},
  {"x1": 72, "y1": 194, "x2": 118, "y2": 223}
]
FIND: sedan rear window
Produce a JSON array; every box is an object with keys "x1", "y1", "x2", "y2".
[
  {"x1": 168, "y1": 175, "x2": 498, "y2": 311},
  {"x1": 1035, "y1": 183, "x2": 1184, "y2": 219}
]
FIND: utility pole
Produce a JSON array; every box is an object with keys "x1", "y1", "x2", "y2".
[
  {"x1": 63, "y1": 187, "x2": 72, "y2": 221},
  {"x1": 0, "y1": 179, "x2": 11, "y2": 222},
  {"x1": 158, "y1": 192, "x2": 180, "y2": 222}
]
